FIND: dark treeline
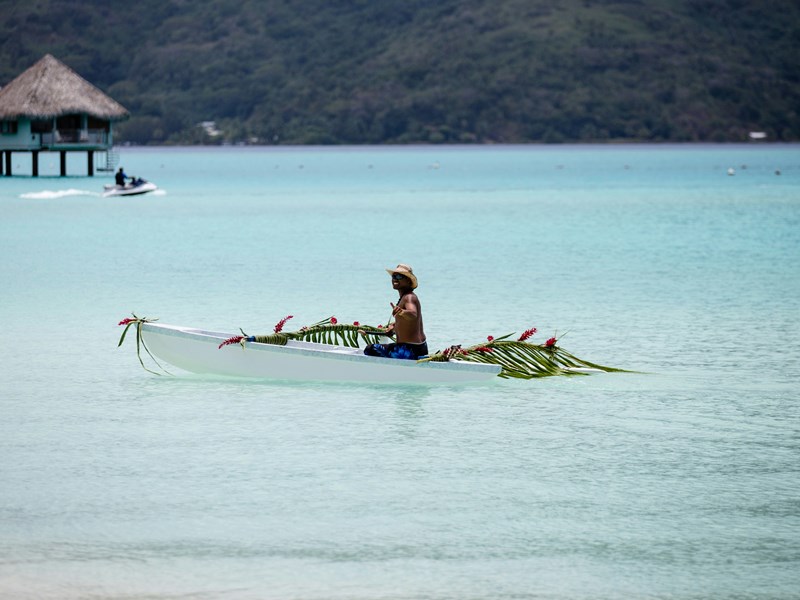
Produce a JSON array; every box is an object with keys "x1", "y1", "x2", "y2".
[{"x1": 1, "y1": 0, "x2": 798, "y2": 145}]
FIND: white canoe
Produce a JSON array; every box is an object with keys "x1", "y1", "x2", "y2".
[
  {"x1": 103, "y1": 181, "x2": 158, "y2": 197},
  {"x1": 140, "y1": 322, "x2": 501, "y2": 385}
]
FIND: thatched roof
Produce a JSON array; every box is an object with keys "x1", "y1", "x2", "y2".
[{"x1": 0, "y1": 54, "x2": 129, "y2": 121}]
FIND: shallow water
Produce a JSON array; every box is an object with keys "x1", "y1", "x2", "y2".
[{"x1": 1, "y1": 144, "x2": 799, "y2": 599}]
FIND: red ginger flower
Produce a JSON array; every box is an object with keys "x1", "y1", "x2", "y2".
[
  {"x1": 475, "y1": 346, "x2": 493, "y2": 353},
  {"x1": 442, "y1": 345, "x2": 464, "y2": 359},
  {"x1": 118, "y1": 317, "x2": 136, "y2": 326},
  {"x1": 545, "y1": 337, "x2": 557, "y2": 348},
  {"x1": 518, "y1": 327, "x2": 537, "y2": 342},
  {"x1": 330, "y1": 317, "x2": 338, "y2": 325},
  {"x1": 273, "y1": 315, "x2": 293, "y2": 333},
  {"x1": 487, "y1": 335, "x2": 494, "y2": 342},
  {"x1": 353, "y1": 321, "x2": 360, "y2": 326},
  {"x1": 219, "y1": 335, "x2": 244, "y2": 349}
]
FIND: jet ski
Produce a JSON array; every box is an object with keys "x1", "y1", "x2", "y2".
[{"x1": 103, "y1": 177, "x2": 158, "y2": 197}]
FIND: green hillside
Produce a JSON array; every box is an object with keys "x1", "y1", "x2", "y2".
[{"x1": 1, "y1": 0, "x2": 798, "y2": 144}]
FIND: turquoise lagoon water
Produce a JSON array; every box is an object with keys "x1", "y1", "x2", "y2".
[{"x1": 1, "y1": 145, "x2": 799, "y2": 599}]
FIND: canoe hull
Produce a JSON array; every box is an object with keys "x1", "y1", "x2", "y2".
[{"x1": 140, "y1": 323, "x2": 500, "y2": 385}]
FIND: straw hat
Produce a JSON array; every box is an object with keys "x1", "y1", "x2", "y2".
[{"x1": 386, "y1": 264, "x2": 418, "y2": 289}]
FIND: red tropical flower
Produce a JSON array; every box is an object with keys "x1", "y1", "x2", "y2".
[
  {"x1": 442, "y1": 345, "x2": 464, "y2": 359},
  {"x1": 218, "y1": 335, "x2": 244, "y2": 349},
  {"x1": 475, "y1": 346, "x2": 493, "y2": 353},
  {"x1": 353, "y1": 321, "x2": 360, "y2": 326},
  {"x1": 518, "y1": 327, "x2": 537, "y2": 342},
  {"x1": 487, "y1": 335, "x2": 494, "y2": 342},
  {"x1": 545, "y1": 337, "x2": 557, "y2": 348},
  {"x1": 273, "y1": 314, "x2": 293, "y2": 333},
  {"x1": 118, "y1": 317, "x2": 135, "y2": 326},
  {"x1": 330, "y1": 317, "x2": 338, "y2": 325}
]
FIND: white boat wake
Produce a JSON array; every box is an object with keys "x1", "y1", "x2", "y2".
[{"x1": 20, "y1": 189, "x2": 101, "y2": 199}]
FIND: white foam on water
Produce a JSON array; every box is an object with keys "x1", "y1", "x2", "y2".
[{"x1": 20, "y1": 188, "x2": 101, "y2": 199}]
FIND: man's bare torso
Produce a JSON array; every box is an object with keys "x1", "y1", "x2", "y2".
[{"x1": 394, "y1": 292, "x2": 425, "y2": 344}]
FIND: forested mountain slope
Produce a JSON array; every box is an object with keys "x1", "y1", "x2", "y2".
[{"x1": 1, "y1": 0, "x2": 798, "y2": 144}]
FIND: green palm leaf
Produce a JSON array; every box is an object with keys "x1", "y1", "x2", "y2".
[{"x1": 420, "y1": 337, "x2": 626, "y2": 379}]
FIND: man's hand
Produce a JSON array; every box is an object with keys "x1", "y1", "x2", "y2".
[{"x1": 391, "y1": 301, "x2": 416, "y2": 321}]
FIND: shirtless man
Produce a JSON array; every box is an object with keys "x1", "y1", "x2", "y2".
[{"x1": 363, "y1": 264, "x2": 428, "y2": 360}]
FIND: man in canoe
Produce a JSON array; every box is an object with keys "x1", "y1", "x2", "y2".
[{"x1": 363, "y1": 264, "x2": 428, "y2": 359}]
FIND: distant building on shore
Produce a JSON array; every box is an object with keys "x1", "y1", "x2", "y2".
[{"x1": 0, "y1": 54, "x2": 129, "y2": 177}]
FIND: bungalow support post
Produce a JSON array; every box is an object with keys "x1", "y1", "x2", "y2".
[
  {"x1": 4, "y1": 151, "x2": 11, "y2": 176},
  {"x1": 60, "y1": 151, "x2": 66, "y2": 177},
  {"x1": 32, "y1": 150, "x2": 39, "y2": 177}
]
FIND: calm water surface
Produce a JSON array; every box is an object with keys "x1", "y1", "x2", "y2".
[{"x1": 1, "y1": 145, "x2": 799, "y2": 599}]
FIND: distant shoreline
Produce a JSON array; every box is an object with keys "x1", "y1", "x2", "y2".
[{"x1": 114, "y1": 141, "x2": 800, "y2": 151}]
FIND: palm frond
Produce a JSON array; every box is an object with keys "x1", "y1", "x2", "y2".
[
  {"x1": 116, "y1": 314, "x2": 172, "y2": 376},
  {"x1": 421, "y1": 337, "x2": 626, "y2": 379},
  {"x1": 251, "y1": 318, "x2": 390, "y2": 348},
  {"x1": 246, "y1": 320, "x2": 625, "y2": 379}
]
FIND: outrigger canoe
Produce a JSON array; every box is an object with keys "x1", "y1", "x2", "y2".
[
  {"x1": 138, "y1": 322, "x2": 501, "y2": 384},
  {"x1": 119, "y1": 315, "x2": 624, "y2": 385}
]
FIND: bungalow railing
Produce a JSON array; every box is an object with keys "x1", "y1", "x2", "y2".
[{"x1": 40, "y1": 129, "x2": 109, "y2": 146}]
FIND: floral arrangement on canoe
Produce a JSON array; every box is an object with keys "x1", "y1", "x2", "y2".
[{"x1": 119, "y1": 313, "x2": 624, "y2": 379}]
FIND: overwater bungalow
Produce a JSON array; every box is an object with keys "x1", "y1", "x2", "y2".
[{"x1": 0, "y1": 54, "x2": 129, "y2": 177}]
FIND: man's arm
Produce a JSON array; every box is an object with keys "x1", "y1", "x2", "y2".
[{"x1": 391, "y1": 297, "x2": 418, "y2": 322}]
